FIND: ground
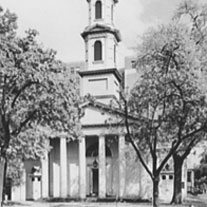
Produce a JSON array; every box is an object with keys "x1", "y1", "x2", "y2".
[{"x1": 3, "y1": 195, "x2": 207, "y2": 207}]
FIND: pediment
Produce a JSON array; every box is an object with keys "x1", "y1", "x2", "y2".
[
  {"x1": 84, "y1": 24, "x2": 114, "y2": 32},
  {"x1": 80, "y1": 102, "x2": 124, "y2": 126},
  {"x1": 89, "y1": 26, "x2": 107, "y2": 32}
]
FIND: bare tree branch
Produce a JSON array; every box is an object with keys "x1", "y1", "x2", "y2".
[{"x1": 123, "y1": 97, "x2": 153, "y2": 179}]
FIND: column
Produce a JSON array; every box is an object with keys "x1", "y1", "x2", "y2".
[
  {"x1": 41, "y1": 151, "x2": 49, "y2": 198},
  {"x1": 99, "y1": 135, "x2": 106, "y2": 198},
  {"x1": 0, "y1": 158, "x2": 5, "y2": 202},
  {"x1": 60, "y1": 137, "x2": 67, "y2": 197},
  {"x1": 119, "y1": 134, "x2": 126, "y2": 199},
  {"x1": 51, "y1": 139, "x2": 60, "y2": 197},
  {"x1": 191, "y1": 170, "x2": 195, "y2": 188},
  {"x1": 20, "y1": 166, "x2": 27, "y2": 201},
  {"x1": 79, "y1": 137, "x2": 86, "y2": 199}
]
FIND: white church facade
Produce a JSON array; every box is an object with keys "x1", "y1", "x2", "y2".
[{"x1": 10, "y1": 0, "x2": 188, "y2": 203}]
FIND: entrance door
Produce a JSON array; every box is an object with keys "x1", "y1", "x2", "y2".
[{"x1": 92, "y1": 169, "x2": 98, "y2": 195}]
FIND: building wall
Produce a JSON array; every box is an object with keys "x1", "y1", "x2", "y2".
[
  {"x1": 125, "y1": 146, "x2": 142, "y2": 198},
  {"x1": 80, "y1": 73, "x2": 119, "y2": 100},
  {"x1": 24, "y1": 159, "x2": 41, "y2": 200},
  {"x1": 11, "y1": 168, "x2": 26, "y2": 201},
  {"x1": 125, "y1": 144, "x2": 152, "y2": 200},
  {"x1": 159, "y1": 172, "x2": 174, "y2": 202}
]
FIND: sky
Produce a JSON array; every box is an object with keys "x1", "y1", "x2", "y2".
[{"x1": 1, "y1": 0, "x2": 183, "y2": 67}]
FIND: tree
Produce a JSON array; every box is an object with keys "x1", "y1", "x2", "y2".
[
  {"x1": 121, "y1": 21, "x2": 207, "y2": 207},
  {"x1": 169, "y1": 0, "x2": 207, "y2": 203},
  {"x1": 0, "y1": 7, "x2": 80, "y2": 204}
]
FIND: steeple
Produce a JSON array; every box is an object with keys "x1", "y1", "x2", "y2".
[
  {"x1": 79, "y1": 0, "x2": 121, "y2": 104},
  {"x1": 81, "y1": 0, "x2": 121, "y2": 71}
]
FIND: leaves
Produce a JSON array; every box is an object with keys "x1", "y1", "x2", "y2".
[
  {"x1": 0, "y1": 6, "x2": 81, "y2": 177},
  {"x1": 124, "y1": 14, "x2": 207, "y2": 184}
]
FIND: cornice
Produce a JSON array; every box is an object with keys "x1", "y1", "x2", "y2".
[
  {"x1": 78, "y1": 68, "x2": 122, "y2": 82},
  {"x1": 81, "y1": 24, "x2": 121, "y2": 42}
]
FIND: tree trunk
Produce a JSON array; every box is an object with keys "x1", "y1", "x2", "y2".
[
  {"x1": 152, "y1": 175, "x2": 160, "y2": 207},
  {"x1": 0, "y1": 157, "x2": 5, "y2": 206},
  {"x1": 171, "y1": 153, "x2": 184, "y2": 204}
]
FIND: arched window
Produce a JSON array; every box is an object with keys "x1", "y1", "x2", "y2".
[
  {"x1": 95, "y1": 1, "x2": 102, "y2": 19},
  {"x1": 94, "y1": 40, "x2": 102, "y2": 61}
]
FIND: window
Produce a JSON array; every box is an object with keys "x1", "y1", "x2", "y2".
[
  {"x1": 94, "y1": 40, "x2": 102, "y2": 61},
  {"x1": 169, "y1": 175, "x2": 173, "y2": 180},
  {"x1": 162, "y1": 175, "x2": 166, "y2": 180},
  {"x1": 187, "y1": 171, "x2": 192, "y2": 182},
  {"x1": 131, "y1": 60, "x2": 136, "y2": 68},
  {"x1": 165, "y1": 164, "x2": 170, "y2": 171},
  {"x1": 95, "y1": 1, "x2": 102, "y2": 19},
  {"x1": 70, "y1": 67, "x2": 75, "y2": 74}
]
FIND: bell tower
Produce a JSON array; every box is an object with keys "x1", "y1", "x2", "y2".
[
  {"x1": 87, "y1": 0, "x2": 117, "y2": 27},
  {"x1": 79, "y1": 0, "x2": 121, "y2": 104}
]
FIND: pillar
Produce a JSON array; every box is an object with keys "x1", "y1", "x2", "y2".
[
  {"x1": 20, "y1": 167, "x2": 27, "y2": 201},
  {"x1": 60, "y1": 137, "x2": 68, "y2": 197},
  {"x1": 191, "y1": 170, "x2": 195, "y2": 188},
  {"x1": 0, "y1": 158, "x2": 5, "y2": 203},
  {"x1": 50, "y1": 139, "x2": 60, "y2": 197},
  {"x1": 99, "y1": 134, "x2": 106, "y2": 198},
  {"x1": 41, "y1": 151, "x2": 49, "y2": 198},
  {"x1": 119, "y1": 134, "x2": 126, "y2": 199},
  {"x1": 79, "y1": 137, "x2": 86, "y2": 199}
]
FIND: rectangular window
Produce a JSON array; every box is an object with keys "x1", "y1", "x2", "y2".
[
  {"x1": 131, "y1": 60, "x2": 136, "y2": 68},
  {"x1": 71, "y1": 67, "x2": 75, "y2": 74},
  {"x1": 187, "y1": 171, "x2": 191, "y2": 182}
]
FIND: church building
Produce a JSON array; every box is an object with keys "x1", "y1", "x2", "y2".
[{"x1": 10, "y1": 0, "x2": 188, "y2": 203}]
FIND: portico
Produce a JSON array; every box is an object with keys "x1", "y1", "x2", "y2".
[{"x1": 46, "y1": 128, "x2": 126, "y2": 200}]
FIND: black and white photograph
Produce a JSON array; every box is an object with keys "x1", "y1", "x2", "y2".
[{"x1": 0, "y1": 0, "x2": 207, "y2": 207}]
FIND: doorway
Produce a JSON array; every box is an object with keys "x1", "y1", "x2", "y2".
[{"x1": 92, "y1": 168, "x2": 98, "y2": 196}]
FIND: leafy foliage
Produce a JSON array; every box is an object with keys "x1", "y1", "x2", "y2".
[
  {"x1": 0, "y1": 7, "x2": 81, "y2": 185},
  {"x1": 122, "y1": 18, "x2": 207, "y2": 206}
]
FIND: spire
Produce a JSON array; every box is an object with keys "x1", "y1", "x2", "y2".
[{"x1": 82, "y1": 0, "x2": 121, "y2": 71}]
